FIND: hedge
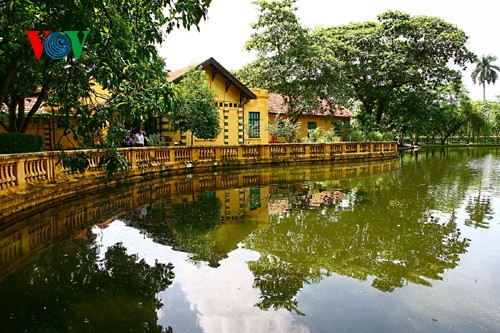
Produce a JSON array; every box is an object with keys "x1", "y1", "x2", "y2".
[{"x1": 0, "y1": 133, "x2": 44, "y2": 154}]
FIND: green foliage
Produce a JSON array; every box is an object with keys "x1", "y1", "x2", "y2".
[
  {"x1": 98, "y1": 148, "x2": 130, "y2": 179},
  {"x1": 313, "y1": 10, "x2": 476, "y2": 136},
  {"x1": 266, "y1": 116, "x2": 301, "y2": 142},
  {"x1": 145, "y1": 133, "x2": 167, "y2": 147},
  {"x1": 237, "y1": 0, "x2": 345, "y2": 121},
  {"x1": 0, "y1": 0, "x2": 212, "y2": 174},
  {"x1": 266, "y1": 117, "x2": 283, "y2": 139},
  {"x1": 0, "y1": 133, "x2": 43, "y2": 154},
  {"x1": 57, "y1": 151, "x2": 90, "y2": 173},
  {"x1": 170, "y1": 66, "x2": 220, "y2": 143},
  {"x1": 302, "y1": 127, "x2": 323, "y2": 143}
]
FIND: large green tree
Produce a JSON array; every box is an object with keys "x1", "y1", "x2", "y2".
[
  {"x1": 236, "y1": 0, "x2": 344, "y2": 122},
  {"x1": 471, "y1": 54, "x2": 500, "y2": 101},
  {"x1": 169, "y1": 66, "x2": 220, "y2": 144},
  {"x1": 313, "y1": 11, "x2": 475, "y2": 132},
  {"x1": 0, "y1": 0, "x2": 212, "y2": 173}
]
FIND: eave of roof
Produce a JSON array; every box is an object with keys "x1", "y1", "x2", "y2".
[{"x1": 167, "y1": 57, "x2": 257, "y2": 100}]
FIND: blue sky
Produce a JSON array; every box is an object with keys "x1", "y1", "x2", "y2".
[{"x1": 159, "y1": 0, "x2": 500, "y2": 101}]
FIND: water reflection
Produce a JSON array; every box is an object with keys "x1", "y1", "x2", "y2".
[
  {"x1": 0, "y1": 235, "x2": 174, "y2": 332},
  {"x1": 1, "y1": 149, "x2": 499, "y2": 332}
]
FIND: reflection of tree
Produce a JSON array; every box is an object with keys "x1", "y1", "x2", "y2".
[
  {"x1": 125, "y1": 192, "x2": 225, "y2": 267},
  {"x1": 249, "y1": 255, "x2": 314, "y2": 315},
  {"x1": 465, "y1": 192, "x2": 493, "y2": 229},
  {"x1": 0, "y1": 236, "x2": 174, "y2": 332},
  {"x1": 245, "y1": 158, "x2": 472, "y2": 312}
]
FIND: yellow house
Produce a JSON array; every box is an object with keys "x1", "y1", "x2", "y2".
[
  {"x1": 0, "y1": 79, "x2": 109, "y2": 150},
  {"x1": 267, "y1": 93, "x2": 354, "y2": 143},
  {"x1": 166, "y1": 57, "x2": 269, "y2": 146}
]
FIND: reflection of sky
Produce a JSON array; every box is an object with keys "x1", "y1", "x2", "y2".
[{"x1": 93, "y1": 221, "x2": 310, "y2": 333}]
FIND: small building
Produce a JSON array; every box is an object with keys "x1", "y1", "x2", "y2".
[
  {"x1": 267, "y1": 93, "x2": 354, "y2": 143},
  {"x1": 166, "y1": 57, "x2": 269, "y2": 146}
]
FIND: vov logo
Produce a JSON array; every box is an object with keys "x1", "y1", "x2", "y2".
[{"x1": 26, "y1": 30, "x2": 90, "y2": 60}]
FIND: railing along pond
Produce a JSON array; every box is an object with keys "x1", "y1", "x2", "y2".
[{"x1": 0, "y1": 142, "x2": 397, "y2": 217}]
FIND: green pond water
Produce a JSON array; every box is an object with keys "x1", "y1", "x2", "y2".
[{"x1": 0, "y1": 147, "x2": 499, "y2": 332}]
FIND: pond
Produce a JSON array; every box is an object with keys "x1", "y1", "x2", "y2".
[{"x1": 0, "y1": 147, "x2": 499, "y2": 333}]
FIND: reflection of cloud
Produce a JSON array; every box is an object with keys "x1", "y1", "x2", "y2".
[{"x1": 93, "y1": 220, "x2": 311, "y2": 333}]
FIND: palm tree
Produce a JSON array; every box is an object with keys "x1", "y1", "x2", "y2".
[{"x1": 471, "y1": 55, "x2": 500, "y2": 100}]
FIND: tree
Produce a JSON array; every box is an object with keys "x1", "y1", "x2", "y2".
[
  {"x1": 313, "y1": 11, "x2": 475, "y2": 130},
  {"x1": 426, "y1": 86, "x2": 473, "y2": 145},
  {"x1": 0, "y1": 0, "x2": 212, "y2": 133},
  {"x1": 236, "y1": 0, "x2": 344, "y2": 122},
  {"x1": 169, "y1": 66, "x2": 220, "y2": 145},
  {"x1": 0, "y1": 0, "x2": 212, "y2": 172},
  {"x1": 471, "y1": 55, "x2": 500, "y2": 100}
]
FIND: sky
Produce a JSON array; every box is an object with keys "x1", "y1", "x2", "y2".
[{"x1": 158, "y1": 0, "x2": 500, "y2": 101}]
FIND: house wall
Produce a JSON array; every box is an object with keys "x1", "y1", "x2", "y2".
[
  {"x1": 268, "y1": 114, "x2": 349, "y2": 143},
  {"x1": 0, "y1": 118, "x2": 78, "y2": 150},
  {"x1": 163, "y1": 67, "x2": 269, "y2": 146}
]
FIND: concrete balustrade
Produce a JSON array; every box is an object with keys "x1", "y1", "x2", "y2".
[{"x1": 0, "y1": 141, "x2": 398, "y2": 218}]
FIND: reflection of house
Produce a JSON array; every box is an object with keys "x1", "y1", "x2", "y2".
[
  {"x1": 267, "y1": 93, "x2": 354, "y2": 143},
  {"x1": 166, "y1": 57, "x2": 269, "y2": 146}
]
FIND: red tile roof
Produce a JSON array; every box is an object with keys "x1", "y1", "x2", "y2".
[{"x1": 268, "y1": 93, "x2": 354, "y2": 118}]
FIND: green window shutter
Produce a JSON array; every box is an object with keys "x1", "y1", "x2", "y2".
[{"x1": 249, "y1": 112, "x2": 260, "y2": 138}]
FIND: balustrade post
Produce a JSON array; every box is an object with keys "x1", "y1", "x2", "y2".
[
  {"x1": 370, "y1": 142, "x2": 375, "y2": 154},
  {"x1": 15, "y1": 159, "x2": 26, "y2": 187},
  {"x1": 324, "y1": 143, "x2": 331, "y2": 159},
  {"x1": 169, "y1": 148, "x2": 176, "y2": 164},
  {"x1": 285, "y1": 145, "x2": 291, "y2": 158},
  {"x1": 357, "y1": 143, "x2": 361, "y2": 154},
  {"x1": 305, "y1": 144, "x2": 311, "y2": 157},
  {"x1": 129, "y1": 149, "x2": 137, "y2": 170},
  {"x1": 191, "y1": 147, "x2": 199, "y2": 162},
  {"x1": 342, "y1": 143, "x2": 347, "y2": 155},
  {"x1": 215, "y1": 146, "x2": 221, "y2": 161},
  {"x1": 149, "y1": 149, "x2": 156, "y2": 166},
  {"x1": 238, "y1": 145, "x2": 244, "y2": 159},
  {"x1": 260, "y1": 144, "x2": 270, "y2": 160}
]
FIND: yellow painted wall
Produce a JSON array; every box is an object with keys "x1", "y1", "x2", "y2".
[
  {"x1": 268, "y1": 114, "x2": 348, "y2": 143},
  {"x1": 165, "y1": 66, "x2": 269, "y2": 146}
]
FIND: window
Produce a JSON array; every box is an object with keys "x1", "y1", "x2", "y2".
[
  {"x1": 307, "y1": 122, "x2": 317, "y2": 138},
  {"x1": 249, "y1": 188, "x2": 261, "y2": 210},
  {"x1": 249, "y1": 112, "x2": 260, "y2": 138}
]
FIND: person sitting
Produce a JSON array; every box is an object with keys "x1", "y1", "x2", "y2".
[{"x1": 122, "y1": 135, "x2": 133, "y2": 147}]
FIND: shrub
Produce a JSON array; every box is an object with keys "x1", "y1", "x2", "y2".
[
  {"x1": 0, "y1": 133, "x2": 43, "y2": 154},
  {"x1": 145, "y1": 133, "x2": 167, "y2": 146}
]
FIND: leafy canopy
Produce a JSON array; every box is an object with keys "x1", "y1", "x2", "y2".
[
  {"x1": 313, "y1": 10, "x2": 475, "y2": 130},
  {"x1": 237, "y1": 0, "x2": 344, "y2": 122},
  {"x1": 170, "y1": 66, "x2": 220, "y2": 142}
]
